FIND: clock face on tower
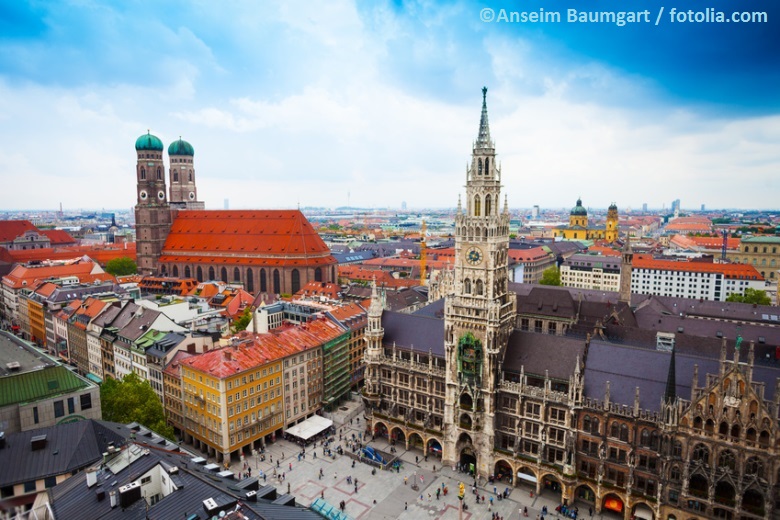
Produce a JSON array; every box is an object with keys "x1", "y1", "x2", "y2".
[
  {"x1": 466, "y1": 247, "x2": 483, "y2": 266},
  {"x1": 139, "y1": 190, "x2": 148, "y2": 200},
  {"x1": 157, "y1": 190, "x2": 165, "y2": 201},
  {"x1": 189, "y1": 192, "x2": 195, "y2": 200}
]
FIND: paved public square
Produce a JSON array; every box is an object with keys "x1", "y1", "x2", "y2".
[{"x1": 206, "y1": 399, "x2": 622, "y2": 520}]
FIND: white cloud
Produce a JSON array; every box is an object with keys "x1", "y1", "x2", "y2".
[{"x1": 0, "y1": 1, "x2": 777, "y2": 213}]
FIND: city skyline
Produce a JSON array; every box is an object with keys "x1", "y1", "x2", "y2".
[{"x1": 0, "y1": 1, "x2": 778, "y2": 211}]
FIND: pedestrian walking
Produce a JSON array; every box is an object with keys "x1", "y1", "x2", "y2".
[{"x1": 405, "y1": 501, "x2": 408, "y2": 510}]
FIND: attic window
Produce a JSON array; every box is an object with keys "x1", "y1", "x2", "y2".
[
  {"x1": 677, "y1": 327, "x2": 684, "y2": 333},
  {"x1": 716, "y1": 331, "x2": 723, "y2": 338},
  {"x1": 758, "y1": 336, "x2": 765, "y2": 344}
]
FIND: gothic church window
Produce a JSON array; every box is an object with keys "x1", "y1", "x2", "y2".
[
  {"x1": 745, "y1": 457, "x2": 763, "y2": 477},
  {"x1": 485, "y1": 157, "x2": 489, "y2": 173},
  {"x1": 315, "y1": 267, "x2": 322, "y2": 282},
  {"x1": 260, "y1": 269, "x2": 267, "y2": 292},
  {"x1": 474, "y1": 196, "x2": 481, "y2": 217},
  {"x1": 173, "y1": 265, "x2": 179, "y2": 277},
  {"x1": 157, "y1": 167, "x2": 162, "y2": 180},
  {"x1": 208, "y1": 266, "x2": 215, "y2": 280},
  {"x1": 184, "y1": 266, "x2": 191, "y2": 278},
  {"x1": 196, "y1": 266, "x2": 203, "y2": 282},
  {"x1": 718, "y1": 450, "x2": 736, "y2": 470},
  {"x1": 247, "y1": 269, "x2": 254, "y2": 293},
  {"x1": 273, "y1": 269, "x2": 280, "y2": 294},
  {"x1": 173, "y1": 171, "x2": 179, "y2": 182},
  {"x1": 464, "y1": 279, "x2": 471, "y2": 293},
  {"x1": 485, "y1": 195, "x2": 492, "y2": 216},
  {"x1": 141, "y1": 168, "x2": 146, "y2": 180},
  {"x1": 221, "y1": 267, "x2": 228, "y2": 283},
  {"x1": 692, "y1": 443, "x2": 709, "y2": 463},
  {"x1": 234, "y1": 267, "x2": 241, "y2": 283},
  {"x1": 291, "y1": 269, "x2": 300, "y2": 294},
  {"x1": 188, "y1": 170, "x2": 193, "y2": 182},
  {"x1": 478, "y1": 158, "x2": 483, "y2": 175},
  {"x1": 475, "y1": 279, "x2": 483, "y2": 296}
]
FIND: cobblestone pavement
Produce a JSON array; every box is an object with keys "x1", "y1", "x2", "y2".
[{"x1": 192, "y1": 399, "x2": 624, "y2": 520}]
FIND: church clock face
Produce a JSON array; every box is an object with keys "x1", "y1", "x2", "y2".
[
  {"x1": 189, "y1": 192, "x2": 195, "y2": 200},
  {"x1": 466, "y1": 247, "x2": 483, "y2": 266},
  {"x1": 139, "y1": 190, "x2": 148, "y2": 200},
  {"x1": 157, "y1": 190, "x2": 165, "y2": 201}
]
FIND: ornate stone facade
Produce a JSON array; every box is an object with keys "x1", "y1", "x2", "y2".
[{"x1": 361, "y1": 90, "x2": 779, "y2": 520}]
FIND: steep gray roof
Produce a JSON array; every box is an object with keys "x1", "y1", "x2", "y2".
[
  {"x1": 382, "y1": 310, "x2": 444, "y2": 357},
  {"x1": 584, "y1": 339, "x2": 780, "y2": 412},
  {"x1": 0, "y1": 420, "x2": 127, "y2": 488},
  {"x1": 503, "y1": 330, "x2": 585, "y2": 381}
]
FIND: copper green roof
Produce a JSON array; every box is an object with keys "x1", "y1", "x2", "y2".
[
  {"x1": 0, "y1": 365, "x2": 92, "y2": 407},
  {"x1": 135, "y1": 131, "x2": 164, "y2": 151},
  {"x1": 740, "y1": 236, "x2": 780, "y2": 243},
  {"x1": 168, "y1": 138, "x2": 194, "y2": 156},
  {"x1": 571, "y1": 198, "x2": 587, "y2": 216}
]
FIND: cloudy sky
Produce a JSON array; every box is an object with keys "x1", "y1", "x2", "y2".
[{"x1": 0, "y1": 0, "x2": 778, "y2": 212}]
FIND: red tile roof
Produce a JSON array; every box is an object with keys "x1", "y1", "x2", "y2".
[
  {"x1": 7, "y1": 244, "x2": 136, "y2": 266},
  {"x1": 587, "y1": 245, "x2": 621, "y2": 257},
  {"x1": 159, "y1": 210, "x2": 335, "y2": 267},
  {"x1": 1, "y1": 260, "x2": 113, "y2": 290},
  {"x1": 295, "y1": 281, "x2": 342, "y2": 300},
  {"x1": 163, "y1": 350, "x2": 194, "y2": 378},
  {"x1": 183, "y1": 317, "x2": 345, "y2": 378},
  {"x1": 40, "y1": 229, "x2": 76, "y2": 245},
  {"x1": 0, "y1": 220, "x2": 38, "y2": 243},
  {"x1": 633, "y1": 254, "x2": 764, "y2": 280},
  {"x1": 508, "y1": 247, "x2": 552, "y2": 262}
]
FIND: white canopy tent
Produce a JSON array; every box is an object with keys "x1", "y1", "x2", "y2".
[{"x1": 284, "y1": 415, "x2": 334, "y2": 441}]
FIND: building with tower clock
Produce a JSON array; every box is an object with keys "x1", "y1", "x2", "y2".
[{"x1": 362, "y1": 88, "x2": 780, "y2": 520}]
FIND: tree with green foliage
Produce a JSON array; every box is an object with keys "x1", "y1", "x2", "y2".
[
  {"x1": 105, "y1": 256, "x2": 137, "y2": 276},
  {"x1": 101, "y1": 373, "x2": 175, "y2": 440},
  {"x1": 539, "y1": 266, "x2": 561, "y2": 286},
  {"x1": 233, "y1": 306, "x2": 253, "y2": 332},
  {"x1": 725, "y1": 288, "x2": 772, "y2": 306}
]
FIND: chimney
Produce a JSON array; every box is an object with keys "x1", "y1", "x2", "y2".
[{"x1": 224, "y1": 350, "x2": 232, "y2": 361}]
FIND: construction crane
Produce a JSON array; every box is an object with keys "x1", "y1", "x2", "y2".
[{"x1": 420, "y1": 220, "x2": 427, "y2": 286}]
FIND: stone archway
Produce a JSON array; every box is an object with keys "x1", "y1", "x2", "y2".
[
  {"x1": 540, "y1": 473, "x2": 563, "y2": 497},
  {"x1": 602, "y1": 494, "x2": 624, "y2": 516},
  {"x1": 631, "y1": 501, "x2": 655, "y2": 520},
  {"x1": 409, "y1": 432, "x2": 424, "y2": 451},
  {"x1": 373, "y1": 421, "x2": 388, "y2": 439},
  {"x1": 390, "y1": 427, "x2": 405, "y2": 447},
  {"x1": 426, "y1": 438, "x2": 442, "y2": 459},
  {"x1": 574, "y1": 484, "x2": 596, "y2": 504},
  {"x1": 516, "y1": 466, "x2": 537, "y2": 490},
  {"x1": 456, "y1": 432, "x2": 476, "y2": 475},
  {"x1": 494, "y1": 459, "x2": 514, "y2": 485}
]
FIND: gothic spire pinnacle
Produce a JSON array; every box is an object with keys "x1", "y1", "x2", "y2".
[
  {"x1": 476, "y1": 86, "x2": 492, "y2": 149},
  {"x1": 664, "y1": 345, "x2": 677, "y2": 403}
]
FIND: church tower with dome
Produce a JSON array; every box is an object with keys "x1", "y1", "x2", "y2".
[
  {"x1": 168, "y1": 138, "x2": 205, "y2": 210},
  {"x1": 134, "y1": 131, "x2": 173, "y2": 275},
  {"x1": 553, "y1": 198, "x2": 619, "y2": 243}
]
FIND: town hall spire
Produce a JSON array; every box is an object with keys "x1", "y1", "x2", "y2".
[{"x1": 476, "y1": 86, "x2": 492, "y2": 150}]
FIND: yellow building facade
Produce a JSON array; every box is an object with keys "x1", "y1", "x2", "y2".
[
  {"x1": 181, "y1": 345, "x2": 285, "y2": 462},
  {"x1": 554, "y1": 199, "x2": 619, "y2": 243}
]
